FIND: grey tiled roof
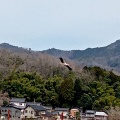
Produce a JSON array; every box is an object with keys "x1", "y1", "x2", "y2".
[
  {"x1": 13, "y1": 105, "x2": 26, "y2": 109},
  {"x1": 29, "y1": 104, "x2": 46, "y2": 111},
  {"x1": 10, "y1": 98, "x2": 25, "y2": 102},
  {"x1": 55, "y1": 107, "x2": 69, "y2": 111},
  {"x1": 43, "y1": 106, "x2": 52, "y2": 110},
  {"x1": 1, "y1": 105, "x2": 24, "y2": 110},
  {"x1": 85, "y1": 110, "x2": 95, "y2": 114}
]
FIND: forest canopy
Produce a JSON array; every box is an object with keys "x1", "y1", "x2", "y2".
[{"x1": 1, "y1": 65, "x2": 120, "y2": 112}]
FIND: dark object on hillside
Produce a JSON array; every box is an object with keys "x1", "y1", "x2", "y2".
[{"x1": 59, "y1": 57, "x2": 72, "y2": 70}]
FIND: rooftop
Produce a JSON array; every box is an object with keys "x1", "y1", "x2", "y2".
[
  {"x1": 29, "y1": 104, "x2": 46, "y2": 111},
  {"x1": 10, "y1": 98, "x2": 26, "y2": 103},
  {"x1": 95, "y1": 112, "x2": 108, "y2": 116},
  {"x1": 85, "y1": 110, "x2": 95, "y2": 114},
  {"x1": 55, "y1": 107, "x2": 69, "y2": 111}
]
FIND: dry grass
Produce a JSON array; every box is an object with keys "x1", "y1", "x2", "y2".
[{"x1": 107, "y1": 106, "x2": 120, "y2": 120}]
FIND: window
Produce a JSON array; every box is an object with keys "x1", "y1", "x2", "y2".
[
  {"x1": 31, "y1": 111, "x2": 33, "y2": 114},
  {"x1": 25, "y1": 110, "x2": 27, "y2": 113},
  {"x1": 19, "y1": 103, "x2": 22, "y2": 105}
]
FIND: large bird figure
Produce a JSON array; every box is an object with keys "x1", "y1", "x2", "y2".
[{"x1": 59, "y1": 57, "x2": 72, "y2": 70}]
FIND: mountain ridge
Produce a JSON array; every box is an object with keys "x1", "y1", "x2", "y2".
[
  {"x1": 0, "y1": 40, "x2": 120, "y2": 73},
  {"x1": 42, "y1": 40, "x2": 120, "y2": 58},
  {"x1": 41, "y1": 39, "x2": 120, "y2": 73}
]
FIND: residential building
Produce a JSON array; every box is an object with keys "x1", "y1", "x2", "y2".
[
  {"x1": 9, "y1": 98, "x2": 26, "y2": 107},
  {"x1": 29, "y1": 104, "x2": 47, "y2": 119},
  {"x1": 53, "y1": 107, "x2": 69, "y2": 120},
  {"x1": 70, "y1": 108, "x2": 79, "y2": 118},
  {"x1": 21, "y1": 105, "x2": 36, "y2": 119},
  {"x1": 43, "y1": 106, "x2": 52, "y2": 113},
  {"x1": 85, "y1": 110, "x2": 95, "y2": 118},
  {"x1": 1, "y1": 105, "x2": 23, "y2": 120},
  {"x1": 95, "y1": 112, "x2": 108, "y2": 120}
]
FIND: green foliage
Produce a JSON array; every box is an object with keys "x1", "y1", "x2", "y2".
[
  {"x1": 73, "y1": 78, "x2": 84, "y2": 107},
  {"x1": 59, "y1": 73, "x2": 75, "y2": 108},
  {"x1": 78, "y1": 93, "x2": 92, "y2": 110},
  {"x1": 2, "y1": 65, "x2": 120, "y2": 111},
  {"x1": 3, "y1": 100, "x2": 8, "y2": 106}
]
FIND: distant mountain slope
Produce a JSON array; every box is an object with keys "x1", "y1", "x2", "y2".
[
  {"x1": 0, "y1": 40, "x2": 120, "y2": 75},
  {"x1": 0, "y1": 43, "x2": 31, "y2": 53},
  {"x1": 42, "y1": 40, "x2": 120, "y2": 73},
  {"x1": 0, "y1": 42, "x2": 78, "y2": 79}
]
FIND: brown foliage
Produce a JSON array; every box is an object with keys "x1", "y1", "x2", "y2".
[
  {"x1": 107, "y1": 107, "x2": 120, "y2": 120},
  {"x1": 0, "y1": 48, "x2": 79, "y2": 79}
]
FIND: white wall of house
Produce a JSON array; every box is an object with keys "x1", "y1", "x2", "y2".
[
  {"x1": 95, "y1": 116, "x2": 108, "y2": 120},
  {"x1": 21, "y1": 106, "x2": 36, "y2": 119},
  {"x1": 95, "y1": 112, "x2": 108, "y2": 120}
]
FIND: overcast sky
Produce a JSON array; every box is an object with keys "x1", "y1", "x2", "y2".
[{"x1": 0, "y1": 0, "x2": 120, "y2": 51}]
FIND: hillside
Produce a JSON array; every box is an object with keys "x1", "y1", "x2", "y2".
[
  {"x1": 1, "y1": 42, "x2": 120, "y2": 111},
  {"x1": 0, "y1": 40, "x2": 120, "y2": 76},
  {"x1": 0, "y1": 43, "x2": 79, "y2": 80},
  {"x1": 42, "y1": 40, "x2": 120, "y2": 73}
]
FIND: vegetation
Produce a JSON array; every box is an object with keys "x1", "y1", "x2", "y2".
[
  {"x1": 107, "y1": 106, "x2": 120, "y2": 120},
  {"x1": 1, "y1": 65, "x2": 120, "y2": 112},
  {"x1": 42, "y1": 40, "x2": 120, "y2": 73},
  {"x1": 0, "y1": 44, "x2": 120, "y2": 113}
]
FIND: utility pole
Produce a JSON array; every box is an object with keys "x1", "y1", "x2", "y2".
[
  {"x1": 8, "y1": 109, "x2": 10, "y2": 120},
  {"x1": 80, "y1": 107, "x2": 82, "y2": 120},
  {"x1": 60, "y1": 112, "x2": 63, "y2": 120},
  {"x1": 34, "y1": 98, "x2": 36, "y2": 104}
]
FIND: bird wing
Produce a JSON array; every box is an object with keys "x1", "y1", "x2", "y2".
[
  {"x1": 66, "y1": 65, "x2": 72, "y2": 70},
  {"x1": 59, "y1": 57, "x2": 64, "y2": 63}
]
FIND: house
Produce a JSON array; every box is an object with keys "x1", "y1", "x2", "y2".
[
  {"x1": 95, "y1": 112, "x2": 108, "y2": 120},
  {"x1": 29, "y1": 104, "x2": 47, "y2": 119},
  {"x1": 53, "y1": 107, "x2": 69, "y2": 120},
  {"x1": 1, "y1": 98, "x2": 27, "y2": 120},
  {"x1": 1, "y1": 105, "x2": 23, "y2": 120},
  {"x1": 1, "y1": 98, "x2": 55, "y2": 120},
  {"x1": 85, "y1": 110, "x2": 95, "y2": 117},
  {"x1": 1, "y1": 105, "x2": 37, "y2": 120},
  {"x1": 42, "y1": 111, "x2": 53, "y2": 120},
  {"x1": 21, "y1": 105, "x2": 36, "y2": 119},
  {"x1": 70, "y1": 108, "x2": 79, "y2": 119},
  {"x1": 9, "y1": 98, "x2": 26, "y2": 107},
  {"x1": 82, "y1": 110, "x2": 95, "y2": 120},
  {"x1": 43, "y1": 106, "x2": 52, "y2": 113}
]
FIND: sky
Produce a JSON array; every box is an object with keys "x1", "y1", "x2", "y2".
[{"x1": 0, "y1": 0, "x2": 120, "y2": 51}]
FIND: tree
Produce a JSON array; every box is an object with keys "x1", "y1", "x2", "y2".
[
  {"x1": 78, "y1": 93, "x2": 93, "y2": 110},
  {"x1": 3, "y1": 100, "x2": 8, "y2": 106},
  {"x1": 73, "y1": 78, "x2": 83, "y2": 107},
  {"x1": 59, "y1": 73, "x2": 75, "y2": 108}
]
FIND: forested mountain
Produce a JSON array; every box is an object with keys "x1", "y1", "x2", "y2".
[
  {"x1": 1, "y1": 41, "x2": 120, "y2": 112},
  {"x1": 0, "y1": 43, "x2": 78, "y2": 80},
  {"x1": 42, "y1": 40, "x2": 120, "y2": 73},
  {"x1": 0, "y1": 43, "x2": 79, "y2": 107}
]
